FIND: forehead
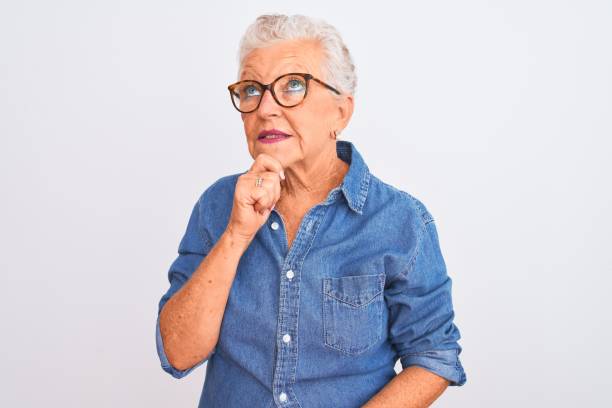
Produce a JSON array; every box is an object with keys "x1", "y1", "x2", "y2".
[{"x1": 239, "y1": 39, "x2": 324, "y2": 82}]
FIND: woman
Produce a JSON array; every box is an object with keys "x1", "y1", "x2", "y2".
[{"x1": 156, "y1": 14, "x2": 466, "y2": 408}]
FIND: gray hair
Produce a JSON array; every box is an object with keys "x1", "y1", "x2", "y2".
[{"x1": 236, "y1": 14, "x2": 357, "y2": 97}]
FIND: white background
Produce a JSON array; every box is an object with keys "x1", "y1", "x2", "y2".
[{"x1": 1, "y1": 1, "x2": 610, "y2": 406}]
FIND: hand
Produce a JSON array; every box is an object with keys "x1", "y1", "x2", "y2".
[{"x1": 226, "y1": 153, "x2": 285, "y2": 244}]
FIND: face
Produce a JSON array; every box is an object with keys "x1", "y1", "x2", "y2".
[{"x1": 237, "y1": 39, "x2": 354, "y2": 169}]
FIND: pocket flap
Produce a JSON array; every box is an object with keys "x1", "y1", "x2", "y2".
[{"x1": 324, "y1": 273, "x2": 384, "y2": 307}]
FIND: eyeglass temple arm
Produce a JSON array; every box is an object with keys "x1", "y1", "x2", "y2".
[{"x1": 310, "y1": 78, "x2": 342, "y2": 95}]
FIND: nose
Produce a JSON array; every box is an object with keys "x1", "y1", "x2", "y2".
[{"x1": 256, "y1": 88, "x2": 281, "y2": 117}]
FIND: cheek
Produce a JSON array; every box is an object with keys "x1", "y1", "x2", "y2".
[
  {"x1": 242, "y1": 116, "x2": 256, "y2": 135},
  {"x1": 298, "y1": 97, "x2": 334, "y2": 127},
  {"x1": 302, "y1": 99, "x2": 335, "y2": 132}
]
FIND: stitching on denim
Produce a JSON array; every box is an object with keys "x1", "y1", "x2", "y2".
[
  {"x1": 324, "y1": 288, "x2": 383, "y2": 307},
  {"x1": 322, "y1": 296, "x2": 383, "y2": 357},
  {"x1": 401, "y1": 350, "x2": 449, "y2": 357},
  {"x1": 402, "y1": 191, "x2": 434, "y2": 226},
  {"x1": 365, "y1": 176, "x2": 434, "y2": 287},
  {"x1": 369, "y1": 175, "x2": 435, "y2": 225},
  {"x1": 356, "y1": 168, "x2": 371, "y2": 214},
  {"x1": 400, "y1": 349, "x2": 465, "y2": 384},
  {"x1": 337, "y1": 140, "x2": 371, "y2": 214},
  {"x1": 323, "y1": 273, "x2": 385, "y2": 355},
  {"x1": 323, "y1": 273, "x2": 384, "y2": 306},
  {"x1": 453, "y1": 348, "x2": 466, "y2": 384},
  {"x1": 323, "y1": 303, "x2": 383, "y2": 357},
  {"x1": 383, "y1": 195, "x2": 429, "y2": 288},
  {"x1": 287, "y1": 205, "x2": 329, "y2": 407},
  {"x1": 323, "y1": 333, "x2": 381, "y2": 356}
]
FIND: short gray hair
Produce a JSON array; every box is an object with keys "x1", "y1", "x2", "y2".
[{"x1": 236, "y1": 14, "x2": 357, "y2": 96}]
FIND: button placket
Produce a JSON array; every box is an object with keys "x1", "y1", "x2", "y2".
[{"x1": 271, "y1": 205, "x2": 329, "y2": 407}]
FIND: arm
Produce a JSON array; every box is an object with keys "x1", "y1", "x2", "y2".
[
  {"x1": 157, "y1": 159, "x2": 283, "y2": 376},
  {"x1": 159, "y1": 226, "x2": 250, "y2": 371},
  {"x1": 362, "y1": 366, "x2": 449, "y2": 408},
  {"x1": 367, "y1": 197, "x2": 466, "y2": 403}
]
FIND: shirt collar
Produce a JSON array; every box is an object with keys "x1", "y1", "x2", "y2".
[{"x1": 334, "y1": 140, "x2": 371, "y2": 215}]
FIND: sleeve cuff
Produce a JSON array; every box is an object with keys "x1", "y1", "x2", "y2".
[
  {"x1": 399, "y1": 348, "x2": 467, "y2": 386},
  {"x1": 155, "y1": 314, "x2": 208, "y2": 379}
]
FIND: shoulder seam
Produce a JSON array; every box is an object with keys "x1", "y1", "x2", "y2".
[
  {"x1": 385, "y1": 216, "x2": 429, "y2": 287},
  {"x1": 369, "y1": 174, "x2": 434, "y2": 225},
  {"x1": 369, "y1": 175, "x2": 437, "y2": 287}
]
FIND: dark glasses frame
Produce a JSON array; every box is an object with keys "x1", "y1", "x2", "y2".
[{"x1": 227, "y1": 72, "x2": 342, "y2": 113}]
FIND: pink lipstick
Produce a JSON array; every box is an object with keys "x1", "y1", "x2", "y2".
[{"x1": 258, "y1": 129, "x2": 291, "y2": 144}]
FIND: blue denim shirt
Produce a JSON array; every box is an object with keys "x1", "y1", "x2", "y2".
[{"x1": 156, "y1": 140, "x2": 466, "y2": 407}]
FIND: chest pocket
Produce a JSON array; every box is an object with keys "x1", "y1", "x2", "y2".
[{"x1": 322, "y1": 273, "x2": 385, "y2": 355}]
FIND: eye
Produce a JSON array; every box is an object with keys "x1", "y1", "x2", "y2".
[
  {"x1": 243, "y1": 85, "x2": 261, "y2": 98},
  {"x1": 285, "y1": 79, "x2": 305, "y2": 92}
]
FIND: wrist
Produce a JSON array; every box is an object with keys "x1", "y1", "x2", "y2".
[{"x1": 222, "y1": 225, "x2": 253, "y2": 252}]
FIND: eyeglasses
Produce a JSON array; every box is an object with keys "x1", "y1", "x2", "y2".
[{"x1": 227, "y1": 72, "x2": 341, "y2": 113}]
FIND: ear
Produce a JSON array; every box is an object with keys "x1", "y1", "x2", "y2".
[{"x1": 335, "y1": 94, "x2": 354, "y2": 132}]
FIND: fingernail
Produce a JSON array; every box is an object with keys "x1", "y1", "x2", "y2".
[{"x1": 280, "y1": 170, "x2": 285, "y2": 180}]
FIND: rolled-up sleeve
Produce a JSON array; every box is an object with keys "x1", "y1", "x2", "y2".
[
  {"x1": 386, "y1": 209, "x2": 467, "y2": 386},
  {"x1": 155, "y1": 197, "x2": 215, "y2": 379}
]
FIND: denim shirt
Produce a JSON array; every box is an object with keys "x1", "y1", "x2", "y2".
[{"x1": 155, "y1": 140, "x2": 467, "y2": 407}]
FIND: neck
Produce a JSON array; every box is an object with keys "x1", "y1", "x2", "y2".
[{"x1": 279, "y1": 143, "x2": 349, "y2": 204}]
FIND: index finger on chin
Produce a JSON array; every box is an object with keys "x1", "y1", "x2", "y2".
[{"x1": 249, "y1": 153, "x2": 285, "y2": 179}]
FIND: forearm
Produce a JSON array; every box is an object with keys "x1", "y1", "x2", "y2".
[
  {"x1": 159, "y1": 228, "x2": 250, "y2": 370},
  {"x1": 362, "y1": 366, "x2": 450, "y2": 408}
]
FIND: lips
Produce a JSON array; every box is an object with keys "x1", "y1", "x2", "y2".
[{"x1": 258, "y1": 129, "x2": 291, "y2": 139}]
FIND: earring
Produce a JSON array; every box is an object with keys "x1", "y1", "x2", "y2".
[{"x1": 331, "y1": 130, "x2": 337, "y2": 140}]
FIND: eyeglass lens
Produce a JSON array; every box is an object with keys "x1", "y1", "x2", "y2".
[{"x1": 231, "y1": 74, "x2": 307, "y2": 112}]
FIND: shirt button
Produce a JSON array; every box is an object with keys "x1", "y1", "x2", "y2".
[
  {"x1": 283, "y1": 334, "x2": 291, "y2": 343},
  {"x1": 286, "y1": 269, "x2": 294, "y2": 280},
  {"x1": 270, "y1": 221, "x2": 279, "y2": 230},
  {"x1": 279, "y1": 392, "x2": 287, "y2": 402}
]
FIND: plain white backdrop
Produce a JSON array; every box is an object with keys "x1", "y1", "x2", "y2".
[{"x1": 1, "y1": 1, "x2": 610, "y2": 406}]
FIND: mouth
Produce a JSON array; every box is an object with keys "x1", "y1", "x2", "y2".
[{"x1": 258, "y1": 129, "x2": 292, "y2": 143}]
